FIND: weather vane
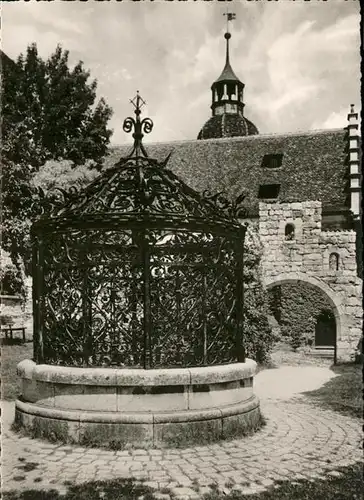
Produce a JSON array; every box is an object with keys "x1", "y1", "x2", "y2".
[{"x1": 223, "y1": 9, "x2": 236, "y2": 34}]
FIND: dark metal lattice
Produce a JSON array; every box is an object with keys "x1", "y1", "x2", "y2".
[{"x1": 32, "y1": 92, "x2": 247, "y2": 368}]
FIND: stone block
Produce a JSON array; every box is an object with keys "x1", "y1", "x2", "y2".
[
  {"x1": 115, "y1": 368, "x2": 190, "y2": 386},
  {"x1": 15, "y1": 408, "x2": 80, "y2": 444},
  {"x1": 188, "y1": 385, "x2": 252, "y2": 411},
  {"x1": 349, "y1": 328, "x2": 363, "y2": 338},
  {"x1": 221, "y1": 406, "x2": 262, "y2": 440},
  {"x1": 154, "y1": 418, "x2": 222, "y2": 447},
  {"x1": 346, "y1": 297, "x2": 361, "y2": 307},
  {"x1": 17, "y1": 359, "x2": 35, "y2": 380},
  {"x1": 53, "y1": 384, "x2": 118, "y2": 411},
  {"x1": 117, "y1": 387, "x2": 188, "y2": 412},
  {"x1": 291, "y1": 203, "x2": 302, "y2": 210},
  {"x1": 34, "y1": 365, "x2": 118, "y2": 386},
  {"x1": 189, "y1": 361, "x2": 256, "y2": 385},
  {"x1": 79, "y1": 421, "x2": 153, "y2": 449},
  {"x1": 304, "y1": 253, "x2": 322, "y2": 261},
  {"x1": 22, "y1": 379, "x2": 55, "y2": 407}
]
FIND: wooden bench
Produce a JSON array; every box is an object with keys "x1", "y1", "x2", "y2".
[{"x1": 1, "y1": 326, "x2": 26, "y2": 343}]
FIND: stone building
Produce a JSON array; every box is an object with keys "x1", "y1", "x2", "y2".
[{"x1": 106, "y1": 29, "x2": 362, "y2": 362}]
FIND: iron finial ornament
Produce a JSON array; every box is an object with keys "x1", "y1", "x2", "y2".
[{"x1": 123, "y1": 91, "x2": 153, "y2": 158}]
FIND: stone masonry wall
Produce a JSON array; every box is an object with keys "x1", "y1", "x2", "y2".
[{"x1": 259, "y1": 201, "x2": 362, "y2": 361}]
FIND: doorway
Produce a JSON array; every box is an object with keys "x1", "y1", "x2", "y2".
[{"x1": 315, "y1": 310, "x2": 336, "y2": 347}]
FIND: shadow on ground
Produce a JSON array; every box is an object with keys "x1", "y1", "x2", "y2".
[
  {"x1": 2, "y1": 463, "x2": 363, "y2": 500},
  {"x1": 302, "y1": 362, "x2": 363, "y2": 419}
]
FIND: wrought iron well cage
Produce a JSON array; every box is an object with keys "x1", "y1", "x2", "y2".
[{"x1": 31, "y1": 93, "x2": 247, "y2": 369}]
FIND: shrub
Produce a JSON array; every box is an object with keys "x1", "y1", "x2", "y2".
[
  {"x1": 0, "y1": 260, "x2": 26, "y2": 298},
  {"x1": 268, "y1": 282, "x2": 334, "y2": 348},
  {"x1": 243, "y1": 226, "x2": 275, "y2": 363}
]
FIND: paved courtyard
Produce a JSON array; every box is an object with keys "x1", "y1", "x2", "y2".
[{"x1": 2, "y1": 366, "x2": 362, "y2": 498}]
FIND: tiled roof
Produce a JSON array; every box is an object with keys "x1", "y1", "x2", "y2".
[
  {"x1": 214, "y1": 60, "x2": 241, "y2": 84},
  {"x1": 198, "y1": 114, "x2": 259, "y2": 140},
  {"x1": 0, "y1": 50, "x2": 16, "y2": 69},
  {"x1": 104, "y1": 128, "x2": 349, "y2": 215}
]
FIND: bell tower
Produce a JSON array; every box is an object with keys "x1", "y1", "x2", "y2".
[
  {"x1": 211, "y1": 21, "x2": 245, "y2": 117},
  {"x1": 197, "y1": 11, "x2": 259, "y2": 140}
]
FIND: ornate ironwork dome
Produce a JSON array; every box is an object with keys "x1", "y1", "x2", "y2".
[{"x1": 32, "y1": 93, "x2": 247, "y2": 370}]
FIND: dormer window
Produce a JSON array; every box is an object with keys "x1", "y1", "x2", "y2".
[
  {"x1": 258, "y1": 184, "x2": 280, "y2": 199},
  {"x1": 261, "y1": 154, "x2": 283, "y2": 169}
]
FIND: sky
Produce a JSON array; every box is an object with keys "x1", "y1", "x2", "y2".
[{"x1": 2, "y1": 0, "x2": 361, "y2": 145}]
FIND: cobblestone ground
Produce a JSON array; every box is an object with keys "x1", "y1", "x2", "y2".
[{"x1": 2, "y1": 367, "x2": 362, "y2": 499}]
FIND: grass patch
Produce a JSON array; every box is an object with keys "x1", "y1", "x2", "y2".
[
  {"x1": 1, "y1": 342, "x2": 33, "y2": 400},
  {"x1": 2, "y1": 478, "x2": 169, "y2": 500},
  {"x1": 303, "y1": 362, "x2": 363, "y2": 419}
]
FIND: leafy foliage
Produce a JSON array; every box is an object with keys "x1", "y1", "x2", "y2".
[
  {"x1": 1, "y1": 44, "x2": 112, "y2": 272},
  {"x1": 31, "y1": 159, "x2": 99, "y2": 194},
  {"x1": 0, "y1": 260, "x2": 25, "y2": 297},
  {"x1": 268, "y1": 283, "x2": 334, "y2": 349},
  {"x1": 243, "y1": 226, "x2": 276, "y2": 363},
  {"x1": 1, "y1": 163, "x2": 34, "y2": 271},
  {"x1": 2, "y1": 44, "x2": 113, "y2": 169}
]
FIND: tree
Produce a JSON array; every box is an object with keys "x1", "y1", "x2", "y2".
[
  {"x1": 31, "y1": 159, "x2": 99, "y2": 194},
  {"x1": 243, "y1": 226, "x2": 277, "y2": 364},
  {"x1": 1, "y1": 45, "x2": 112, "y2": 271},
  {"x1": 2, "y1": 44, "x2": 113, "y2": 170}
]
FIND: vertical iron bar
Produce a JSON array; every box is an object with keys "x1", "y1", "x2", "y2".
[
  {"x1": 202, "y1": 273, "x2": 207, "y2": 365},
  {"x1": 175, "y1": 268, "x2": 181, "y2": 365},
  {"x1": 33, "y1": 235, "x2": 44, "y2": 364},
  {"x1": 130, "y1": 230, "x2": 139, "y2": 366},
  {"x1": 32, "y1": 235, "x2": 39, "y2": 362},
  {"x1": 142, "y1": 230, "x2": 152, "y2": 369},
  {"x1": 235, "y1": 231, "x2": 245, "y2": 362},
  {"x1": 82, "y1": 254, "x2": 90, "y2": 366}
]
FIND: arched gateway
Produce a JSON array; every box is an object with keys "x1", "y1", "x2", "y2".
[{"x1": 259, "y1": 202, "x2": 362, "y2": 362}]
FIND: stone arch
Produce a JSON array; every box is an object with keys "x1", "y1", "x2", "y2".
[{"x1": 264, "y1": 272, "x2": 345, "y2": 344}]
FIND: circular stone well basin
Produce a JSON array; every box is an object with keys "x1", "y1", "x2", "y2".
[{"x1": 15, "y1": 359, "x2": 260, "y2": 448}]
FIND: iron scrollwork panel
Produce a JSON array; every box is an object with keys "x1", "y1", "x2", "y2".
[
  {"x1": 149, "y1": 230, "x2": 240, "y2": 368},
  {"x1": 43, "y1": 266, "x2": 85, "y2": 365},
  {"x1": 87, "y1": 260, "x2": 144, "y2": 367},
  {"x1": 41, "y1": 229, "x2": 145, "y2": 367}
]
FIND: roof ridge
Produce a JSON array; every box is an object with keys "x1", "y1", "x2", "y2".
[{"x1": 109, "y1": 127, "x2": 346, "y2": 150}]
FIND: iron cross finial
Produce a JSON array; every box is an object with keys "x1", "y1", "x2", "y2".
[{"x1": 130, "y1": 91, "x2": 147, "y2": 117}]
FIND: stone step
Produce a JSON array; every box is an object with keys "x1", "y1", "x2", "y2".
[{"x1": 309, "y1": 348, "x2": 335, "y2": 358}]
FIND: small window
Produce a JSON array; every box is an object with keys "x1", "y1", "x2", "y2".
[
  {"x1": 258, "y1": 184, "x2": 280, "y2": 199},
  {"x1": 261, "y1": 154, "x2": 283, "y2": 169},
  {"x1": 329, "y1": 252, "x2": 340, "y2": 271},
  {"x1": 285, "y1": 223, "x2": 295, "y2": 241}
]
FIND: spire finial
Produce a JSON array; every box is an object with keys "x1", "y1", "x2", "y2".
[
  {"x1": 123, "y1": 91, "x2": 153, "y2": 158},
  {"x1": 223, "y1": 11, "x2": 236, "y2": 63}
]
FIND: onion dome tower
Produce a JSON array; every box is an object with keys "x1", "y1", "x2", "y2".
[{"x1": 198, "y1": 14, "x2": 258, "y2": 140}]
